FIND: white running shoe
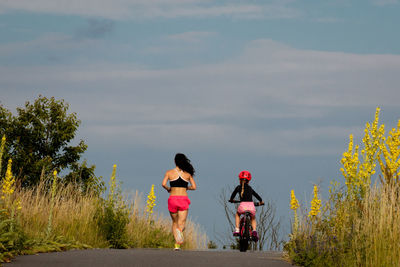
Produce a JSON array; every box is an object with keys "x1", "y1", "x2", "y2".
[{"x1": 175, "y1": 228, "x2": 184, "y2": 244}]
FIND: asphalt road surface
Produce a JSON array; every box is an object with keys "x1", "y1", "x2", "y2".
[{"x1": 6, "y1": 249, "x2": 294, "y2": 267}]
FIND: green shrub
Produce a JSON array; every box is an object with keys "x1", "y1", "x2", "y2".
[{"x1": 96, "y1": 200, "x2": 129, "y2": 249}]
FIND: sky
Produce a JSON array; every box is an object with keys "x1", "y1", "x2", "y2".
[{"x1": 1, "y1": 0, "x2": 400, "y2": 247}]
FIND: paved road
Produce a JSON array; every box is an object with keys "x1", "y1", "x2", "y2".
[{"x1": 6, "y1": 249, "x2": 294, "y2": 267}]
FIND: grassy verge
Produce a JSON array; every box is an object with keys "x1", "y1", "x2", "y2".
[
  {"x1": 0, "y1": 167, "x2": 207, "y2": 263},
  {"x1": 285, "y1": 183, "x2": 400, "y2": 266},
  {"x1": 285, "y1": 108, "x2": 400, "y2": 266}
]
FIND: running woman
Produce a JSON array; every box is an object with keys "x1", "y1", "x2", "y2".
[
  {"x1": 162, "y1": 153, "x2": 197, "y2": 251},
  {"x1": 229, "y1": 170, "x2": 264, "y2": 241}
]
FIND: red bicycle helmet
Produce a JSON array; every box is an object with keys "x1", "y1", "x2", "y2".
[{"x1": 238, "y1": 170, "x2": 252, "y2": 181}]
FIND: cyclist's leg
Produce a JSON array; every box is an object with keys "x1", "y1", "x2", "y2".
[
  {"x1": 250, "y1": 215, "x2": 259, "y2": 241},
  {"x1": 235, "y1": 212, "x2": 240, "y2": 229},
  {"x1": 251, "y1": 216, "x2": 257, "y2": 230}
]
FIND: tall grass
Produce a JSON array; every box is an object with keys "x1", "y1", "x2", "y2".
[
  {"x1": 351, "y1": 184, "x2": 400, "y2": 266},
  {"x1": 285, "y1": 108, "x2": 400, "y2": 266},
  {"x1": 17, "y1": 181, "x2": 106, "y2": 247},
  {"x1": 285, "y1": 182, "x2": 400, "y2": 266},
  {"x1": 14, "y1": 180, "x2": 207, "y2": 250}
]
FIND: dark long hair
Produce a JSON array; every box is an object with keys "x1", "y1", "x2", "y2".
[{"x1": 174, "y1": 153, "x2": 195, "y2": 176}]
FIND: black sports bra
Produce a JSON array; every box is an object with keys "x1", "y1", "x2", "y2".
[{"x1": 170, "y1": 170, "x2": 189, "y2": 188}]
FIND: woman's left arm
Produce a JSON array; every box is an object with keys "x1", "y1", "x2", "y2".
[{"x1": 188, "y1": 176, "x2": 197, "y2": 190}]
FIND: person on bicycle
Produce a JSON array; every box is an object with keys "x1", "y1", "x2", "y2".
[
  {"x1": 162, "y1": 153, "x2": 197, "y2": 251},
  {"x1": 229, "y1": 170, "x2": 264, "y2": 241}
]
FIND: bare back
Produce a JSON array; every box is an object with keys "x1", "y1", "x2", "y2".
[{"x1": 162, "y1": 168, "x2": 196, "y2": 196}]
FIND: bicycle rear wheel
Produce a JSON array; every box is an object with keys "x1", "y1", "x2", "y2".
[
  {"x1": 239, "y1": 238, "x2": 248, "y2": 252},
  {"x1": 239, "y1": 215, "x2": 251, "y2": 252}
]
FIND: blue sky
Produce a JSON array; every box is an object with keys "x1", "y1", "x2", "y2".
[{"x1": 1, "y1": 0, "x2": 400, "y2": 246}]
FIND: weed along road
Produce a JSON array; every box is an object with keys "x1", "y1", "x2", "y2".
[{"x1": 6, "y1": 249, "x2": 293, "y2": 267}]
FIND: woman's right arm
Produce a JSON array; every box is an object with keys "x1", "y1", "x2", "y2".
[
  {"x1": 162, "y1": 171, "x2": 171, "y2": 192},
  {"x1": 188, "y1": 176, "x2": 197, "y2": 190}
]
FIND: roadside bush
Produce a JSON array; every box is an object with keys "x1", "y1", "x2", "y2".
[
  {"x1": 285, "y1": 108, "x2": 400, "y2": 266},
  {"x1": 95, "y1": 164, "x2": 129, "y2": 248}
]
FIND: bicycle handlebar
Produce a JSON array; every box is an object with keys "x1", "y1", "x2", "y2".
[{"x1": 229, "y1": 200, "x2": 264, "y2": 206}]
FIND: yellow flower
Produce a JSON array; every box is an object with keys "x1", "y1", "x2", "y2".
[
  {"x1": 309, "y1": 185, "x2": 321, "y2": 218},
  {"x1": 290, "y1": 190, "x2": 300, "y2": 235},
  {"x1": 290, "y1": 190, "x2": 299, "y2": 210},
  {"x1": 2, "y1": 159, "x2": 15, "y2": 197},
  {"x1": 16, "y1": 200, "x2": 22, "y2": 210},
  {"x1": 378, "y1": 119, "x2": 400, "y2": 182},
  {"x1": 146, "y1": 184, "x2": 156, "y2": 215},
  {"x1": 341, "y1": 107, "x2": 385, "y2": 199}
]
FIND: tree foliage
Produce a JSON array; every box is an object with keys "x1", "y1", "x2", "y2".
[{"x1": 0, "y1": 96, "x2": 101, "y2": 191}]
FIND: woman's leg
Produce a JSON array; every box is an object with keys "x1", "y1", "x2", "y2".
[
  {"x1": 170, "y1": 212, "x2": 179, "y2": 242},
  {"x1": 177, "y1": 209, "x2": 188, "y2": 232}
]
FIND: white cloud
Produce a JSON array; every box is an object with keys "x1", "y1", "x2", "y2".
[
  {"x1": 82, "y1": 121, "x2": 360, "y2": 156},
  {"x1": 1, "y1": 39, "x2": 400, "y2": 155},
  {"x1": 371, "y1": 0, "x2": 398, "y2": 6},
  {"x1": 166, "y1": 31, "x2": 217, "y2": 43},
  {"x1": 0, "y1": 33, "x2": 93, "y2": 55},
  {"x1": 0, "y1": 0, "x2": 301, "y2": 20},
  {"x1": 313, "y1": 17, "x2": 345, "y2": 23}
]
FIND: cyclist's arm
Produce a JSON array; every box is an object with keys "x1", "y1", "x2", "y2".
[
  {"x1": 252, "y1": 189, "x2": 263, "y2": 202},
  {"x1": 162, "y1": 171, "x2": 171, "y2": 192},
  {"x1": 229, "y1": 186, "x2": 240, "y2": 202},
  {"x1": 188, "y1": 176, "x2": 196, "y2": 190}
]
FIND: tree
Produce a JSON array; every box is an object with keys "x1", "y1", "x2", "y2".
[
  {"x1": 0, "y1": 96, "x2": 98, "y2": 188},
  {"x1": 64, "y1": 160, "x2": 105, "y2": 195},
  {"x1": 217, "y1": 187, "x2": 282, "y2": 251}
]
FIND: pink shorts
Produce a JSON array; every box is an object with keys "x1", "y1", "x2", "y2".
[
  {"x1": 168, "y1": 196, "x2": 191, "y2": 213},
  {"x1": 237, "y1": 202, "x2": 256, "y2": 217}
]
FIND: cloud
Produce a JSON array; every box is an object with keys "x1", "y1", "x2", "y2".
[
  {"x1": 0, "y1": 0, "x2": 301, "y2": 20},
  {"x1": 371, "y1": 0, "x2": 398, "y2": 6},
  {"x1": 82, "y1": 120, "x2": 361, "y2": 156},
  {"x1": 75, "y1": 19, "x2": 115, "y2": 39},
  {"x1": 166, "y1": 31, "x2": 217, "y2": 43},
  {"x1": 0, "y1": 32, "x2": 108, "y2": 65},
  {"x1": 313, "y1": 17, "x2": 345, "y2": 23},
  {"x1": 1, "y1": 39, "x2": 400, "y2": 155}
]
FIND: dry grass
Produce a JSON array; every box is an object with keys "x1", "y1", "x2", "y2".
[
  {"x1": 351, "y1": 184, "x2": 400, "y2": 266},
  {"x1": 287, "y1": 182, "x2": 400, "y2": 266},
  {"x1": 15, "y1": 180, "x2": 207, "y2": 250},
  {"x1": 17, "y1": 182, "x2": 106, "y2": 247}
]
